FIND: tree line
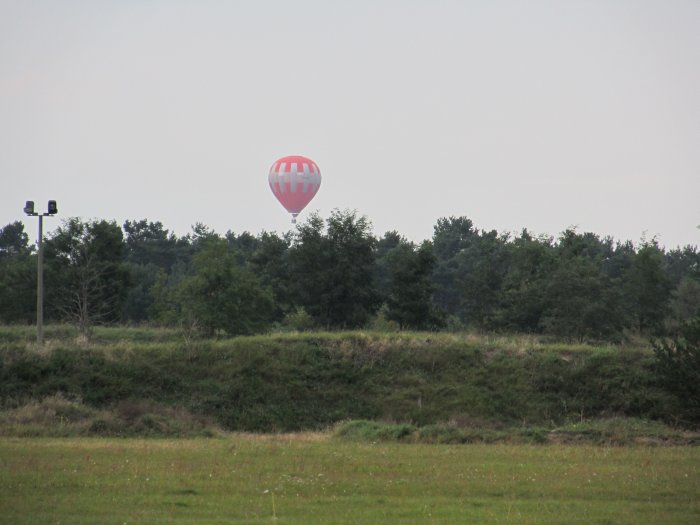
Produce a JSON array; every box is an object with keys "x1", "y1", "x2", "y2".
[{"x1": 1, "y1": 210, "x2": 699, "y2": 341}]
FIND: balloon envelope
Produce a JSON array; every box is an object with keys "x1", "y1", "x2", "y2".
[{"x1": 268, "y1": 155, "x2": 321, "y2": 222}]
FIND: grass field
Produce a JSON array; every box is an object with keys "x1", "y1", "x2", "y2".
[{"x1": 1, "y1": 436, "x2": 698, "y2": 524}]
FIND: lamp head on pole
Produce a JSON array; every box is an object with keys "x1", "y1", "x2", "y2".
[{"x1": 22, "y1": 200, "x2": 58, "y2": 216}]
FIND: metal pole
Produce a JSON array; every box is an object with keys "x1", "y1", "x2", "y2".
[{"x1": 37, "y1": 214, "x2": 44, "y2": 345}]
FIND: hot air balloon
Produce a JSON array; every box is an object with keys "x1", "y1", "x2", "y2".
[{"x1": 268, "y1": 155, "x2": 321, "y2": 223}]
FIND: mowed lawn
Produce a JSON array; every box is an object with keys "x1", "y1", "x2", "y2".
[{"x1": 0, "y1": 436, "x2": 698, "y2": 524}]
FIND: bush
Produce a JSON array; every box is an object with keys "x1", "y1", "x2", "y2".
[
  {"x1": 653, "y1": 316, "x2": 700, "y2": 425},
  {"x1": 334, "y1": 420, "x2": 416, "y2": 442},
  {"x1": 281, "y1": 307, "x2": 316, "y2": 332}
]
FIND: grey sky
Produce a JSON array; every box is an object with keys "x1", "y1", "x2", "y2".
[{"x1": 2, "y1": 0, "x2": 698, "y2": 248}]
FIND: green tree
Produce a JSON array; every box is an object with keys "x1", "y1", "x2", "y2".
[
  {"x1": 652, "y1": 316, "x2": 700, "y2": 424},
  {"x1": 384, "y1": 240, "x2": 441, "y2": 330},
  {"x1": 173, "y1": 238, "x2": 274, "y2": 336},
  {"x1": 122, "y1": 219, "x2": 185, "y2": 322},
  {"x1": 669, "y1": 277, "x2": 700, "y2": 328},
  {"x1": 123, "y1": 219, "x2": 181, "y2": 269},
  {"x1": 540, "y1": 256, "x2": 625, "y2": 342},
  {"x1": 538, "y1": 230, "x2": 626, "y2": 341},
  {"x1": 249, "y1": 231, "x2": 292, "y2": 320},
  {"x1": 0, "y1": 221, "x2": 30, "y2": 258},
  {"x1": 624, "y1": 241, "x2": 672, "y2": 333},
  {"x1": 495, "y1": 230, "x2": 555, "y2": 333},
  {"x1": 289, "y1": 210, "x2": 379, "y2": 328},
  {"x1": 431, "y1": 217, "x2": 478, "y2": 318},
  {"x1": 44, "y1": 218, "x2": 129, "y2": 334},
  {"x1": 665, "y1": 245, "x2": 700, "y2": 286},
  {"x1": 374, "y1": 230, "x2": 404, "y2": 300},
  {"x1": 431, "y1": 217, "x2": 509, "y2": 329},
  {"x1": 0, "y1": 222, "x2": 35, "y2": 323},
  {"x1": 225, "y1": 230, "x2": 260, "y2": 267}
]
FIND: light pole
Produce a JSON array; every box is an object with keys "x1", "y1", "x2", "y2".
[{"x1": 24, "y1": 200, "x2": 58, "y2": 345}]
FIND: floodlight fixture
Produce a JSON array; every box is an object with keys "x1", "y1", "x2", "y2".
[{"x1": 23, "y1": 199, "x2": 59, "y2": 345}]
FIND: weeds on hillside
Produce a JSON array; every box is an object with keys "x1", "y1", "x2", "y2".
[
  {"x1": 0, "y1": 394, "x2": 221, "y2": 438},
  {"x1": 333, "y1": 418, "x2": 700, "y2": 446}
]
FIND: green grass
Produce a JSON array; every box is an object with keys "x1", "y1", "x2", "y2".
[
  {"x1": 0, "y1": 323, "x2": 645, "y2": 352},
  {"x1": 0, "y1": 436, "x2": 698, "y2": 524},
  {"x1": 1, "y1": 325, "x2": 683, "y2": 433}
]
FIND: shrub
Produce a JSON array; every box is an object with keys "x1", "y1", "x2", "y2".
[
  {"x1": 281, "y1": 307, "x2": 316, "y2": 332},
  {"x1": 652, "y1": 316, "x2": 700, "y2": 425},
  {"x1": 334, "y1": 420, "x2": 416, "y2": 442}
]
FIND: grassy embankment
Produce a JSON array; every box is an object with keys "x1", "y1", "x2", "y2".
[
  {"x1": 1, "y1": 436, "x2": 698, "y2": 524},
  {"x1": 0, "y1": 325, "x2": 694, "y2": 442},
  {"x1": 2, "y1": 326, "x2": 698, "y2": 523}
]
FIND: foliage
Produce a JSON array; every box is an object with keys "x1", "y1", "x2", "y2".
[
  {"x1": 0, "y1": 212, "x2": 697, "y2": 340},
  {"x1": 383, "y1": 240, "x2": 442, "y2": 330},
  {"x1": 44, "y1": 218, "x2": 129, "y2": 335},
  {"x1": 494, "y1": 229, "x2": 554, "y2": 332},
  {"x1": 281, "y1": 307, "x2": 316, "y2": 332},
  {"x1": 122, "y1": 219, "x2": 187, "y2": 322},
  {"x1": 624, "y1": 240, "x2": 672, "y2": 333},
  {"x1": 432, "y1": 218, "x2": 512, "y2": 329},
  {"x1": 249, "y1": 230, "x2": 293, "y2": 319},
  {"x1": 539, "y1": 236, "x2": 625, "y2": 342},
  {"x1": 0, "y1": 221, "x2": 31, "y2": 257},
  {"x1": 169, "y1": 238, "x2": 275, "y2": 336},
  {"x1": 0, "y1": 222, "x2": 35, "y2": 323},
  {"x1": 652, "y1": 316, "x2": 700, "y2": 424},
  {"x1": 289, "y1": 210, "x2": 379, "y2": 328},
  {"x1": 669, "y1": 277, "x2": 700, "y2": 327},
  {"x1": 334, "y1": 420, "x2": 417, "y2": 442}
]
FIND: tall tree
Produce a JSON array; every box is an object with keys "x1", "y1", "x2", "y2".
[
  {"x1": 384, "y1": 240, "x2": 441, "y2": 330},
  {"x1": 431, "y1": 217, "x2": 479, "y2": 320},
  {"x1": 44, "y1": 218, "x2": 129, "y2": 333},
  {"x1": 0, "y1": 221, "x2": 30, "y2": 258},
  {"x1": 539, "y1": 230, "x2": 626, "y2": 341},
  {"x1": 665, "y1": 246, "x2": 700, "y2": 286},
  {"x1": 374, "y1": 230, "x2": 405, "y2": 300},
  {"x1": 171, "y1": 238, "x2": 274, "y2": 336},
  {"x1": 0, "y1": 222, "x2": 35, "y2": 323},
  {"x1": 669, "y1": 277, "x2": 700, "y2": 328},
  {"x1": 432, "y1": 217, "x2": 509, "y2": 328},
  {"x1": 249, "y1": 231, "x2": 292, "y2": 320},
  {"x1": 624, "y1": 241, "x2": 672, "y2": 333},
  {"x1": 495, "y1": 230, "x2": 555, "y2": 333},
  {"x1": 289, "y1": 210, "x2": 379, "y2": 328},
  {"x1": 122, "y1": 219, "x2": 184, "y2": 322},
  {"x1": 540, "y1": 256, "x2": 624, "y2": 341}
]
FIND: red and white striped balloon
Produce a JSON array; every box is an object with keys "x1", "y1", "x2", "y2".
[{"x1": 268, "y1": 155, "x2": 321, "y2": 223}]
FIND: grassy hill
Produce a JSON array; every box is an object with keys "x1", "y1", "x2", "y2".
[{"x1": 0, "y1": 326, "x2": 687, "y2": 438}]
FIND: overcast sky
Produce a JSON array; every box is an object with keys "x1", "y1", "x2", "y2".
[{"x1": 2, "y1": 0, "x2": 698, "y2": 249}]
